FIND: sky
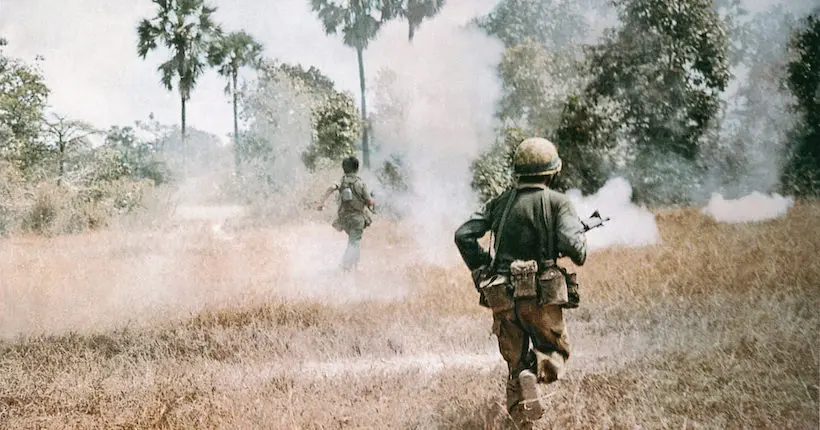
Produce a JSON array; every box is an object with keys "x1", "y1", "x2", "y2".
[
  {"x1": 0, "y1": 0, "x2": 502, "y2": 142},
  {"x1": 0, "y1": 0, "x2": 807, "y2": 143}
]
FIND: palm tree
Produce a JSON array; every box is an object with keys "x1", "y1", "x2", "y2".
[
  {"x1": 311, "y1": 0, "x2": 401, "y2": 169},
  {"x1": 207, "y1": 31, "x2": 263, "y2": 175},
  {"x1": 310, "y1": 0, "x2": 445, "y2": 168},
  {"x1": 400, "y1": 0, "x2": 445, "y2": 41},
  {"x1": 136, "y1": 0, "x2": 221, "y2": 171}
]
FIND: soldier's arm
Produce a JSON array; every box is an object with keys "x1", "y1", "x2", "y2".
[
  {"x1": 454, "y1": 202, "x2": 495, "y2": 271},
  {"x1": 317, "y1": 185, "x2": 338, "y2": 210},
  {"x1": 359, "y1": 181, "x2": 375, "y2": 208},
  {"x1": 555, "y1": 198, "x2": 588, "y2": 266}
]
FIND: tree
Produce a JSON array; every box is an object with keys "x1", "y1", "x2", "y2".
[
  {"x1": 784, "y1": 10, "x2": 820, "y2": 195},
  {"x1": 207, "y1": 30, "x2": 263, "y2": 176},
  {"x1": 0, "y1": 41, "x2": 50, "y2": 172},
  {"x1": 302, "y1": 91, "x2": 361, "y2": 170},
  {"x1": 576, "y1": 0, "x2": 731, "y2": 203},
  {"x1": 42, "y1": 113, "x2": 97, "y2": 184},
  {"x1": 310, "y1": 0, "x2": 400, "y2": 169},
  {"x1": 475, "y1": 0, "x2": 592, "y2": 49},
  {"x1": 398, "y1": 0, "x2": 445, "y2": 41},
  {"x1": 136, "y1": 0, "x2": 221, "y2": 171}
]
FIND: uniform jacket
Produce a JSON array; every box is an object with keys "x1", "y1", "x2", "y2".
[{"x1": 454, "y1": 183, "x2": 588, "y2": 273}]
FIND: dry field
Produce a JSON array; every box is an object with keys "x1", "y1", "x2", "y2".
[{"x1": 1, "y1": 202, "x2": 818, "y2": 429}]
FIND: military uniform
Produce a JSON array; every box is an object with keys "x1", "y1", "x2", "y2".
[
  {"x1": 454, "y1": 138, "x2": 588, "y2": 428},
  {"x1": 332, "y1": 173, "x2": 372, "y2": 271}
]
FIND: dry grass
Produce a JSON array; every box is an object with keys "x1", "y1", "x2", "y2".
[{"x1": 1, "y1": 202, "x2": 818, "y2": 429}]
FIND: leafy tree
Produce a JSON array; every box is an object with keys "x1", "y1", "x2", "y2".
[
  {"x1": 207, "y1": 30, "x2": 263, "y2": 175},
  {"x1": 475, "y1": 0, "x2": 592, "y2": 49},
  {"x1": 104, "y1": 125, "x2": 172, "y2": 185},
  {"x1": 784, "y1": 10, "x2": 820, "y2": 195},
  {"x1": 278, "y1": 63, "x2": 337, "y2": 94},
  {"x1": 42, "y1": 113, "x2": 97, "y2": 184},
  {"x1": 302, "y1": 91, "x2": 361, "y2": 170},
  {"x1": 0, "y1": 42, "x2": 50, "y2": 172},
  {"x1": 470, "y1": 127, "x2": 525, "y2": 202},
  {"x1": 573, "y1": 0, "x2": 731, "y2": 203},
  {"x1": 136, "y1": 0, "x2": 221, "y2": 170}
]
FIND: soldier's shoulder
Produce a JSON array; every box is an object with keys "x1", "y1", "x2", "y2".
[{"x1": 545, "y1": 189, "x2": 575, "y2": 207}]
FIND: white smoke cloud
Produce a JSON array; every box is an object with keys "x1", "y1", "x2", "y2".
[
  {"x1": 363, "y1": 0, "x2": 505, "y2": 265},
  {"x1": 702, "y1": 192, "x2": 794, "y2": 224},
  {"x1": 566, "y1": 177, "x2": 660, "y2": 251}
]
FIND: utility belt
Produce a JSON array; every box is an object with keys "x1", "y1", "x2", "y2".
[{"x1": 476, "y1": 259, "x2": 580, "y2": 312}]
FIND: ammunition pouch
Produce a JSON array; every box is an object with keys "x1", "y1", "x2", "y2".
[
  {"x1": 510, "y1": 260, "x2": 538, "y2": 299},
  {"x1": 478, "y1": 274, "x2": 514, "y2": 312},
  {"x1": 537, "y1": 260, "x2": 569, "y2": 306},
  {"x1": 563, "y1": 270, "x2": 580, "y2": 309}
]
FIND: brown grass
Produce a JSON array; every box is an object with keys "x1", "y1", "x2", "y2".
[{"x1": 1, "y1": 203, "x2": 818, "y2": 429}]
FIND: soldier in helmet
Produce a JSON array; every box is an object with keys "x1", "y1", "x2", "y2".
[
  {"x1": 454, "y1": 138, "x2": 588, "y2": 429},
  {"x1": 317, "y1": 156, "x2": 375, "y2": 271}
]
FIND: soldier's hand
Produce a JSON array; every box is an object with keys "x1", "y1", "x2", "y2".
[{"x1": 471, "y1": 265, "x2": 488, "y2": 290}]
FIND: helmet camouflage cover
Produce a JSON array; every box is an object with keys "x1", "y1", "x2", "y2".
[{"x1": 513, "y1": 137, "x2": 562, "y2": 177}]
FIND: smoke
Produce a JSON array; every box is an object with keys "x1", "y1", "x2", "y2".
[
  {"x1": 566, "y1": 177, "x2": 660, "y2": 251},
  {"x1": 702, "y1": 192, "x2": 794, "y2": 224},
  {"x1": 366, "y1": 0, "x2": 505, "y2": 265}
]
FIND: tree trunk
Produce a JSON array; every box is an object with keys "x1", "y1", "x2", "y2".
[
  {"x1": 181, "y1": 92, "x2": 187, "y2": 174},
  {"x1": 356, "y1": 45, "x2": 369, "y2": 169},
  {"x1": 58, "y1": 137, "x2": 65, "y2": 186},
  {"x1": 233, "y1": 72, "x2": 240, "y2": 177}
]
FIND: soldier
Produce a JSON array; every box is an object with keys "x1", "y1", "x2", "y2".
[
  {"x1": 454, "y1": 138, "x2": 588, "y2": 429},
  {"x1": 317, "y1": 156, "x2": 375, "y2": 271}
]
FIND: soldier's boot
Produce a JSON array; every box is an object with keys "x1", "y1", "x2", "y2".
[
  {"x1": 511, "y1": 369, "x2": 544, "y2": 427},
  {"x1": 534, "y1": 350, "x2": 565, "y2": 383}
]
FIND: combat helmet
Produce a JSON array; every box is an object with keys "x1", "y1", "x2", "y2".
[{"x1": 513, "y1": 137, "x2": 562, "y2": 177}]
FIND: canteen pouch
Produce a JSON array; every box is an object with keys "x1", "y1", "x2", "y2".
[
  {"x1": 510, "y1": 259, "x2": 539, "y2": 299},
  {"x1": 341, "y1": 187, "x2": 354, "y2": 202},
  {"x1": 479, "y1": 274, "x2": 514, "y2": 312}
]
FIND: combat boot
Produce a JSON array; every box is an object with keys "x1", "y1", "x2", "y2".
[{"x1": 512, "y1": 369, "x2": 544, "y2": 424}]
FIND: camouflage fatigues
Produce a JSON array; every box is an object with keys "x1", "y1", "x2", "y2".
[
  {"x1": 454, "y1": 183, "x2": 587, "y2": 417},
  {"x1": 332, "y1": 174, "x2": 372, "y2": 270}
]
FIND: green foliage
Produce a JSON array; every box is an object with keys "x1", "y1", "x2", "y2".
[
  {"x1": 588, "y1": 0, "x2": 731, "y2": 161},
  {"x1": 470, "y1": 127, "x2": 524, "y2": 202},
  {"x1": 137, "y1": 0, "x2": 222, "y2": 164},
  {"x1": 104, "y1": 125, "x2": 172, "y2": 185},
  {"x1": 137, "y1": 0, "x2": 222, "y2": 100},
  {"x1": 557, "y1": 0, "x2": 732, "y2": 203},
  {"x1": 783, "y1": 10, "x2": 820, "y2": 196},
  {"x1": 207, "y1": 31, "x2": 264, "y2": 92},
  {"x1": 475, "y1": 0, "x2": 591, "y2": 49},
  {"x1": 310, "y1": 0, "x2": 399, "y2": 50},
  {"x1": 0, "y1": 47, "x2": 50, "y2": 172},
  {"x1": 302, "y1": 92, "x2": 361, "y2": 170},
  {"x1": 399, "y1": 0, "x2": 446, "y2": 41}
]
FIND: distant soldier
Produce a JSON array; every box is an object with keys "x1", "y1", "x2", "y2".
[
  {"x1": 454, "y1": 138, "x2": 588, "y2": 429},
  {"x1": 317, "y1": 156, "x2": 375, "y2": 271}
]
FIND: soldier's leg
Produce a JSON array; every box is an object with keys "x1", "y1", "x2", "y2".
[
  {"x1": 341, "y1": 217, "x2": 365, "y2": 270},
  {"x1": 492, "y1": 309, "x2": 531, "y2": 412},
  {"x1": 517, "y1": 300, "x2": 571, "y2": 383}
]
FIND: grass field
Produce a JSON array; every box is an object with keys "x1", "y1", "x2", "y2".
[{"x1": 1, "y1": 202, "x2": 818, "y2": 429}]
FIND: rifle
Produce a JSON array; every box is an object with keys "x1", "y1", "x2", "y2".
[{"x1": 580, "y1": 210, "x2": 610, "y2": 232}]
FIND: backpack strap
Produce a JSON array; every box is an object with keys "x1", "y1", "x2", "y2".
[
  {"x1": 540, "y1": 190, "x2": 557, "y2": 262},
  {"x1": 489, "y1": 188, "x2": 518, "y2": 272}
]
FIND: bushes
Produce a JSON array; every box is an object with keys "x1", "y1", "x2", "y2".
[{"x1": 0, "y1": 160, "x2": 155, "y2": 236}]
